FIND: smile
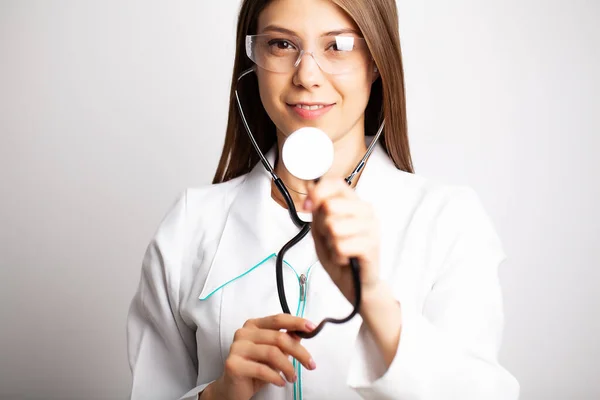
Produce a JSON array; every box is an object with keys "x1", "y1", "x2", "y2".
[{"x1": 287, "y1": 103, "x2": 335, "y2": 120}]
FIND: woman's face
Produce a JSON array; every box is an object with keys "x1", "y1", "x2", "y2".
[{"x1": 255, "y1": 0, "x2": 377, "y2": 146}]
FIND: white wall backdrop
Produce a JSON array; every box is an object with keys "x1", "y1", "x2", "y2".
[{"x1": 1, "y1": 1, "x2": 598, "y2": 399}]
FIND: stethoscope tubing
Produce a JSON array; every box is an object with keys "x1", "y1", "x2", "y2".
[{"x1": 235, "y1": 66, "x2": 385, "y2": 338}]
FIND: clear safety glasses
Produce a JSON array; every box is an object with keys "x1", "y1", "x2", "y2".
[{"x1": 245, "y1": 34, "x2": 371, "y2": 75}]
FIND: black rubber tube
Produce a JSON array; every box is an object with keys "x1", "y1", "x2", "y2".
[{"x1": 273, "y1": 178, "x2": 362, "y2": 338}]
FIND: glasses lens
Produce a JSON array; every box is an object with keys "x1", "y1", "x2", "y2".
[
  {"x1": 315, "y1": 36, "x2": 370, "y2": 74},
  {"x1": 246, "y1": 34, "x2": 370, "y2": 75},
  {"x1": 246, "y1": 34, "x2": 300, "y2": 73}
]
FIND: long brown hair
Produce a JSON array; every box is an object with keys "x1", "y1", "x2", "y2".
[{"x1": 212, "y1": 0, "x2": 413, "y2": 184}]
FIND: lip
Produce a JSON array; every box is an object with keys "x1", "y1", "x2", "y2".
[{"x1": 287, "y1": 103, "x2": 335, "y2": 120}]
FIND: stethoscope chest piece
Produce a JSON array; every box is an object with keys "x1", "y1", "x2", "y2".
[{"x1": 282, "y1": 127, "x2": 334, "y2": 181}]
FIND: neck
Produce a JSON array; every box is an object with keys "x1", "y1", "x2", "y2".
[{"x1": 271, "y1": 131, "x2": 368, "y2": 210}]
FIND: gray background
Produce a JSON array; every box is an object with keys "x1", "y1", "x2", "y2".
[{"x1": 1, "y1": 0, "x2": 598, "y2": 399}]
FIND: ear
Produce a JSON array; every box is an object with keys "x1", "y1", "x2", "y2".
[{"x1": 372, "y1": 65, "x2": 380, "y2": 83}]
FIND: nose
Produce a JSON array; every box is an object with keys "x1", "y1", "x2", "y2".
[{"x1": 292, "y1": 51, "x2": 324, "y2": 89}]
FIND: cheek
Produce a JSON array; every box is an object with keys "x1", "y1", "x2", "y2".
[
  {"x1": 257, "y1": 72, "x2": 286, "y2": 126},
  {"x1": 336, "y1": 70, "x2": 373, "y2": 114}
]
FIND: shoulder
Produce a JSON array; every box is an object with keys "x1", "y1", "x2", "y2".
[
  {"x1": 367, "y1": 145, "x2": 486, "y2": 223},
  {"x1": 184, "y1": 174, "x2": 248, "y2": 221},
  {"x1": 380, "y1": 167, "x2": 501, "y2": 245},
  {"x1": 149, "y1": 174, "x2": 248, "y2": 252},
  {"x1": 380, "y1": 165, "x2": 482, "y2": 216},
  {"x1": 380, "y1": 169, "x2": 506, "y2": 279}
]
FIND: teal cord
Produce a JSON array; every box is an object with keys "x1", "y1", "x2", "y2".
[
  {"x1": 196, "y1": 252, "x2": 315, "y2": 400},
  {"x1": 199, "y1": 253, "x2": 298, "y2": 301},
  {"x1": 296, "y1": 263, "x2": 314, "y2": 400}
]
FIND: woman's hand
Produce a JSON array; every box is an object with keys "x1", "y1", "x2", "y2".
[
  {"x1": 301, "y1": 179, "x2": 403, "y2": 369},
  {"x1": 206, "y1": 314, "x2": 317, "y2": 400},
  {"x1": 304, "y1": 178, "x2": 382, "y2": 306}
]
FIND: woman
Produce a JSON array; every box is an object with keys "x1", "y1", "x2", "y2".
[{"x1": 127, "y1": 0, "x2": 519, "y2": 399}]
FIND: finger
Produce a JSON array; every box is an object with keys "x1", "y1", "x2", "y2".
[
  {"x1": 317, "y1": 197, "x2": 373, "y2": 219},
  {"x1": 330, "y1": 236, "x2": 376, "y2": 264},
  {"x1": 306, "y1": 178, "x2": 355, "y2": 211},
  {"x1": 224, "y1": 354, "x2": 286, "y2": 387},
  {"x1": 288, "y1": 332, "x2": 302, "y2": 342},
  {"x1": 252, "y1": 314, "x2": 315, "y2": 333},
  {"x1": 235, "y1": 328, "x2": 316, "y2": 371},
  {"x1": 315, "y1": 215, "x2": 373, "y2": 241},
  {"x1": 240, "y1": 343, "x2": 297, "y2": 383}
]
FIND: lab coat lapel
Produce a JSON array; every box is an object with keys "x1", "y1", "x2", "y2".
[
  {"x1": 353, "y1": 138, "x2": 399, "y2": 204},
  {"x1": 198, "y1": 147, "x2": 288, "y2": 300}
]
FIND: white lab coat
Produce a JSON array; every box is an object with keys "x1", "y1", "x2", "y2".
[{"x1": 126, "y1": 141, "x2": 520, "y2": 400}]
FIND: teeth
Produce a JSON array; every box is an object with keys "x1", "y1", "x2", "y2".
[{"x1": 295, "y1": 104, "x2": 325, "y2": 110}]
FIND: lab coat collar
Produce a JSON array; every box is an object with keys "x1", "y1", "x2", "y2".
[{"x1": 198, "y1": 138, "x2": 399, "y2": 300}]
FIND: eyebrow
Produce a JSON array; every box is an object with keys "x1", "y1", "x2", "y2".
[{"x1": 261, "y1": 24, "x2": 361, "y2": 37}]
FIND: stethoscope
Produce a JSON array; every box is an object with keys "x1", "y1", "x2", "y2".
[{"x1": 235, "y1": 66, "x2": 385, "y2": 338}]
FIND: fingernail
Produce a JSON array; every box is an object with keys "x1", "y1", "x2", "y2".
[
  {"x1": 306, "y1": 321, "x2": 316, "y2": 331},
  {"x1": 292, "y1": 374, "x2": 297, "y2": 383},
  {"x1": 309, "y1": 359, "x2": 317, "y2": 370},
  {"x1": 303, "y1": 198, "x2": 313, "y2": 212}
]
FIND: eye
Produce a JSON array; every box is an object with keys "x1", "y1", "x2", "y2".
[
  {"x1": 326, "y1": 36, "x2": 355, "y2": 52},
  {"x1": 268, "y1": 39, "x2": 297, "y2": 51},
  {"x1": 326, "y1": 42, "x2": 340, "y2": 51}
]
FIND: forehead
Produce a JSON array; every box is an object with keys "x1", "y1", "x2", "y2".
[{"x1": 257, "y1": 0, "x2": 360, "y2": 38}]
